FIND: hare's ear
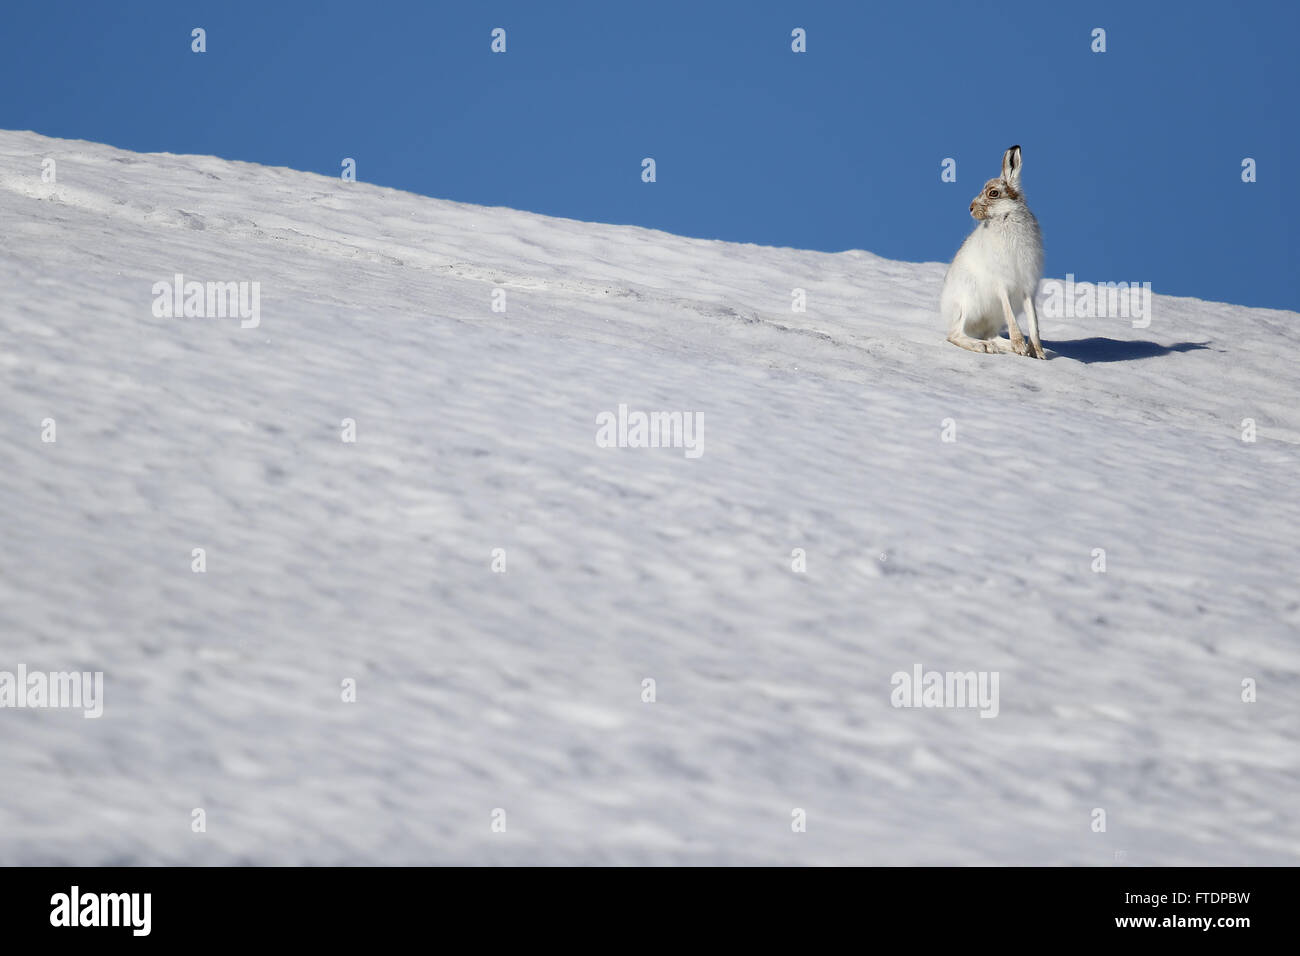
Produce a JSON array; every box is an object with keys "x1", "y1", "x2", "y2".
[{"x1": 1002, "y1": 145, "x2": 1022, "y2": 184}]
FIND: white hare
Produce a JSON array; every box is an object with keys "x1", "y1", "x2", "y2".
[{"x1": 940, "y1": 145, "x2": 1045, "y2": 358}]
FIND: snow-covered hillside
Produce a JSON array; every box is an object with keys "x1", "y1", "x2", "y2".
[{"x1": 1, "y1": 129, "x2": 1296, "y2": 865}]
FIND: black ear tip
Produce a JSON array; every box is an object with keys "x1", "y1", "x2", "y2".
[{"x1": 1009, "y1": 144, "x2": 1021, "y2": 152}]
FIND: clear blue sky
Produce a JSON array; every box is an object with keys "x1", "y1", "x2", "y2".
[{"x1": 3, "y1": 0, "x2": 1295, "y2": 311}]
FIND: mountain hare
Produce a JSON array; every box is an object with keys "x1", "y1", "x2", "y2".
[{"x1": 940, "y1": 145, "x2": 1046, "y2": 358}]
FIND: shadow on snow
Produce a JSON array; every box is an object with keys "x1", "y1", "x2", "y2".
[{"x1": 1044, "y1": 337, "x2": 1213, "y2": 364}]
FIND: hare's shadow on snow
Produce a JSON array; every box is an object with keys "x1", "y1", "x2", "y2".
[{"x1": 1045, "y1": 337, "x2": 1214, "y2": 364}]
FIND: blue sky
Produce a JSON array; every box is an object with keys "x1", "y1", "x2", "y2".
[{"x1": 3, "y1": 0, "x2": 1296, "y2": 310}]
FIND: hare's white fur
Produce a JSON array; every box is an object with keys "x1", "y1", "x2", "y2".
[{"x1": 940, "y1": 145, "x2": 1046, "y2": 358}]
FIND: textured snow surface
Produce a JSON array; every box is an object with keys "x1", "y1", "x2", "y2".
[{"x1": 0, "y1": 130, "x2": 1297, "y2": 865}]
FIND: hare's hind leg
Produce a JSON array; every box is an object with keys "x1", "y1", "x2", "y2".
[
  {"x1": 947, "y1": 330, "x2": 1011, "y2": 353},
  {"x1": 947, "y1": 308, "x2": 1014, "y2": 353},
  {"x1": 1023, "y1": 294, "x2": 1046, "y2": 359},
  {"x1": 999, "y1": 288, "x2": 1033, "y2": 357}
]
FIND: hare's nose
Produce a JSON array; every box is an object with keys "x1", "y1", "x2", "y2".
[{"x1": 969, "y1": 200, "x2": 976, "y2": 212}]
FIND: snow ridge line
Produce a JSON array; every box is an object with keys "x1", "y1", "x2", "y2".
[{"x1": 0, "y1": 172, "x2": 864, "y2": 355}]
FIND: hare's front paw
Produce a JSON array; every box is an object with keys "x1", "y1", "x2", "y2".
[
  {"x1": 1027, "y1": 341, "x2": 1047, "y2": 360},
  {"x1": 1010, "y1": 338, "x2": 1035, "y2": 357}
]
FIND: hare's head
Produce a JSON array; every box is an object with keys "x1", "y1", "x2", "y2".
[{"x1": 969, "y1": 145, "x2": 1025, "y2": 220}]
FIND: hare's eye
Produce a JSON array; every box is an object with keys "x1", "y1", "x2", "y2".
[{"x1": 987, "y1": 188, "x2": 1000, "y2": 198}]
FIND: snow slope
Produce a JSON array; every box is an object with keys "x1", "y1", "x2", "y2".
[{"x1": 0, "y1": 129, "x2": 1297, "y2": 865}]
